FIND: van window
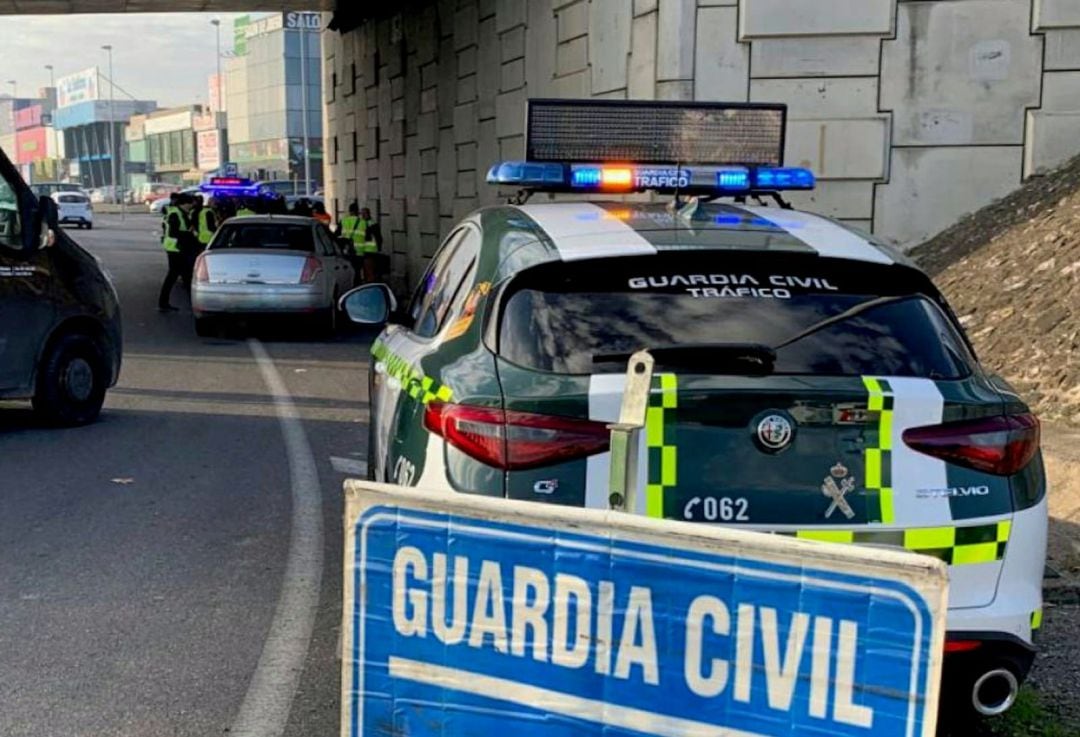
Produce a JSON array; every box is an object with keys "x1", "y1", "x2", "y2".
[{"x1": 0, "y1": 174, "x2": 21, "y2": 249}]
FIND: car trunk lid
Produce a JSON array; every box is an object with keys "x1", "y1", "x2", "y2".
[{"x1": 202, "y1": 249, "x2": 310, "y2": 285}]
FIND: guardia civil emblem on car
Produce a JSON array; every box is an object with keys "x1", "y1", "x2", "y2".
[{"x1": 755, "y1": 412, "x2": 794, "y2": 451}]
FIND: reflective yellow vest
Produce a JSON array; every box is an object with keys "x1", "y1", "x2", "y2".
[
  {"x1": 236, "y1": 207, "x2": 256, "y2": 217},
  {"x1": 197, "y1": 209, "x2": 216, "y2": 245},
  {"x1": 162, "y1": 206, "x2": 184, "y2": 253},
  {"x1": 341, "y1": 215, "x2": 376, "y2": 255}
]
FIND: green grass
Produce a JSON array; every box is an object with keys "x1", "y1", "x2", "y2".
[{"x1": 978, "y1": 687, "x2": 1079, "y2": 737}]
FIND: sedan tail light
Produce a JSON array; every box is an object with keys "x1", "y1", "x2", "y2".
[
  {"x1": 299, "y1": 255, "x2": 323, "y2": 284},
  {"x1": 424, "y1": 402, "x2": 611, "y2": 470},
  {"x1": 902, "y1": 414, "x2": 1040, "y2": 476},
  {"x1": 194, "y1": 254, "x2": 209, "y2": 283}
]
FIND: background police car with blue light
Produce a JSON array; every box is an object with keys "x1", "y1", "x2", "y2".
[{"x1": 339, "y1": 99, "x2": 1048, "y2": 729}]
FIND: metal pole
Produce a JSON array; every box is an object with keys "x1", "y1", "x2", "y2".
[
  {"x1": 299, "y1": 22, "x2": 311, "y2": 197},
  {"x1": 211, "y1": 19, "x2": 223, "y2": 112},
  {"x1": 103, "y1": 46, "x2": 119, "y2": 208},
  {"x1": 607, "y1": 350, "x2": 655, "y2": 514}
]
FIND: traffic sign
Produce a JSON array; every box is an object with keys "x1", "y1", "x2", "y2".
[
  {"x1": 223, "y1": 161, "x2": 239, "y2": 177},
  {"x1": 343, "y1": 482, "x2": 947, "y2": 737}
]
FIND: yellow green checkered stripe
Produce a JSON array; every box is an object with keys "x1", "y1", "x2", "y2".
[
  {"x1": 646, "y1": 374, "x2": 678, "y2": 519},
  {"x1": 1031, "y1": 608, "x2": 1043, "y2": 631},
  {"x1": 786, "y1": 519, "x2": 1011, "y2": 566},
  {"x1": 371, "y1": 341, "x2": 453, "y2": 405},
  {"x1": 863, "y1": 376, "x2": 895, "y2": 524}
]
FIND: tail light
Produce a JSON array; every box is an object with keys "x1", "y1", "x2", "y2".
[
  {"x1": 194, "y1": 254, "x2": 209, "y2": 283},
  {"x1": 424, "y1": 402, "x2": 611, "y2": 470},
  {"x1": 944, "y1": 640, "x2": 983, "y2": 654},
  {"x1": 902, "y1": 414, "x2": 1040, "y2": 476},
  {"x1": 299, "y1": 255, "x2": 322, "y2": 284}
]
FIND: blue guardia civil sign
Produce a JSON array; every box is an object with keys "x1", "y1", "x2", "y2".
[{"x1": 343, "y1": 483, "x2": 947, "y2": 737}]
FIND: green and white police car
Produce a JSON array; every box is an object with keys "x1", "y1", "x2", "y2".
[{"x1": 341, "y1": 101, "x2": 1046, "y2": 724}]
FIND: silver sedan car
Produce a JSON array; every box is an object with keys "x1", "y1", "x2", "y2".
[{"x1": 191, "y1": 215, "x2": 356, "y2": 336}]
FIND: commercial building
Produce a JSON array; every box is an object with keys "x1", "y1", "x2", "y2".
[
  {"x1": 1, "y1": 90, "x2": 61, "y2": 182},
  {"x1": 319, "y1": 0, "x2": 1080, "y2": 289},
  {"x1": 141, "y1": 105, "x2": 208, "y2": 184},
  {"x1": 225, "y1": 11, "x2": 323, "y2": 189},
  {"x1": 53, "y1": 67, "x2": 155, "y2": 190},
  {"x1": 13, "y1": 98, "x2": 64, "y2": 183}
]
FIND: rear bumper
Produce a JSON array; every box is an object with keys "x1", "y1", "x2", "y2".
[{"x1": 191, "y1": 283, "x2": 328, "y2": 315}]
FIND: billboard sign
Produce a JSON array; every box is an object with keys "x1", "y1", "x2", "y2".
[
  {"x1": 343, "y1": 483, "x2": 948, "y2": 737},
  {"x1": 57, "y1": 67, "x2": 101, "y2": 109},
  {"x1": 197, "y1": 129, "x2": 223, "y2": 171},
  {"x1": 285, "y1": 11, "x2": 322, "y2": 30}
]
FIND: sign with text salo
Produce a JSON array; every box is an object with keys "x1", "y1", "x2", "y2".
[{"x1": 343, "y1": 483, "x2": 947, "y2": 737}]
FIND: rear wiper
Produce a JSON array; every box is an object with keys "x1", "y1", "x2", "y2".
[
  {"x1": 771, "y1": 294, "x2": 918, "y2": 351},
  {"x1": 593, "y1": 343, "x2": 776, "y2": 375}
]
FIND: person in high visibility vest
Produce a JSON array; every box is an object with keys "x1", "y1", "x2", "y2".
[
  {"x1": 157, "y1": 194, "x2": 196, "y2": 312},
  {"x1": 195, "y1": 199, "x2": 218, "y2": 247},
  {"x1": 236, "y1": 198, "x2": 257, "y2": 217},
  {"x1": 337, "y1": 202, "x2": 381, "y2": 283}
]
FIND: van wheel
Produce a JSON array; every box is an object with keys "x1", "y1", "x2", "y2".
[
  {"x1": 32, "y1": 333, "x2": 108, "y2": 426},
  {"x1": 86, "y1": 223, "x2": 93, "y2": 230}
]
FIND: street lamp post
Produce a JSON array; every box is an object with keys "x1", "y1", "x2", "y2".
[
  {"x1": 211, "y1": 19, "x2": 223, "y2": 112},
  {"x1": 299, "y1": 23, "x2": 311, "y2": 196},
  {"x1": 102, "y1": 45, "x2": 119, "y2": 206},
  {"x1": 45, "y1": 65, "x2": 56, "y2": 183}
]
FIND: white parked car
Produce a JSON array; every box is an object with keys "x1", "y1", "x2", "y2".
[
  {"x1": 51, "y1": 191, "x2": 93, "y2": 230},
  {"x1": 191, "y1": 215, "x2": 356, "y2": 337}
]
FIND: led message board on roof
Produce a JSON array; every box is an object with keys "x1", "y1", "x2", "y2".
[{"x1": 525, "y1": 99, "x2": 787, "y2": 167}]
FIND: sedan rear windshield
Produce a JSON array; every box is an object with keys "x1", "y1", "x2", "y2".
[
  {"x1": 498, "y1": 253, "x2": 974, "y2": 378},
  {"x1": 212, "y1": 224, "x2": 314, "y2": 252}
]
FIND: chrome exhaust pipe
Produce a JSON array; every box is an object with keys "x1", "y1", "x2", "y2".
[{"x1": 972, "y1": 668, "x2": 1019, "y2": 717}]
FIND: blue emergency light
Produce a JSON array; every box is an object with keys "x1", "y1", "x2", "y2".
[
  {"x1": 486, "y1": 162, "x2": 815, "y2": 196},
  {"x1": 200, "y1": 176, "x2": 271, "y2": 199},
  {"x1": 487, "y1": 98, "x2": 815, "y2": 197}
]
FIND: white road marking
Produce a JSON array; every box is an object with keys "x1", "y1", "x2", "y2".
[
  {"x1": 330, "y1": 456, "x2": 368, "y2": 477},
  {"x1": 231, "y1": 339, "x2": 324, "y2": 737}
]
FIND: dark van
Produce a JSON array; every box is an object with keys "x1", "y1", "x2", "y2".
[{"x1": 0, "y1": 147, "x2": 121, "y2": 425}]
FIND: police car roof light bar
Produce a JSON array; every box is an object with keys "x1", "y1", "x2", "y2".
[{"x1": 485, "y1": 161, "x2": 816, "y2": 197}]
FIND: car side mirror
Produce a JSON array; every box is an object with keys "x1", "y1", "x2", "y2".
[
  {"x1": 22, "y1": 194, "x2": 58, "y2": 251},
  {"x1": 340, "y1": 283, "x2": 397, "y2": 325}
]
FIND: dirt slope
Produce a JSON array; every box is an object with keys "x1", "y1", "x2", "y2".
[{"x1": 910, "y1": 154, "x2": 1080, "y2": 425}]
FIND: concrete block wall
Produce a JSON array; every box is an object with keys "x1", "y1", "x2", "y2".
[{"x1": 322, "y1": 0, "x2": 1080, "y2": 288}]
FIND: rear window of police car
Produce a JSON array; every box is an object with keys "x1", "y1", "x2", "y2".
[
  {"x1": 212, "y1": 223, "x2": 314, "y2": 252},
  {"x1": 497, "y1": 253, "x2": 974, "y2": 378}
]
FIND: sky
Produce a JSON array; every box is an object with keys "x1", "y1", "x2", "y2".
[{"x1": 0, "y1": 13, "x2": 251, "y2": 108}]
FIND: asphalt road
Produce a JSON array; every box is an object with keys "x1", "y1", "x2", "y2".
[{"x1": 0, "y1": 214, "x2": 373, "y2": 737}]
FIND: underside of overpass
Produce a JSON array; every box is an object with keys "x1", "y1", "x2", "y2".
[{"x1": 0, "y1": 0, "x2": 329, "y2": 11}]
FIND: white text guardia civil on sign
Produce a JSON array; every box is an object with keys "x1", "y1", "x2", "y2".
[{"x1": 392, "y1": 546, "x2": 874, "y2": 727}]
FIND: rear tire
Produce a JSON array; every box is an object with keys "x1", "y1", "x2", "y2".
[
  {"x1": 317, "y1": 301, "x2": 338, "y2": 338},
  {"x1": 32, "y1": 333, "x2": 108, "y2": 426},
  {"x1": 194, "y1": 317, "x2": 217, "y2": 338},
  {"x1": 86, "y1": 222, "x2": 93, "y2": 230}
]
